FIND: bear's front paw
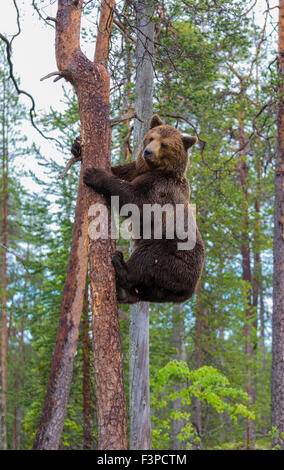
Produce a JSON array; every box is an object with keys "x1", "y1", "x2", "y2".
[
  {"x1": 71, "y1": 136, "x2": 82, "y2": 158},
  {"x1": 83, "y1": 168, "x2": 96, "y2": 186},
  {"x1": 84, "y1": 168, "x2": 107, "y2": 192},
  {"x1": 112, "y1": 250, "x2": 124, "y2": 264}
]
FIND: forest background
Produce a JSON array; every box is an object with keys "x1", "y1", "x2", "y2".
[{"x1": 0, "y1": 0, "x2": 281, "y2": 450}]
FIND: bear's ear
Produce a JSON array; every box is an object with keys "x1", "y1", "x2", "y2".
[
  {"x1": 150, "y1": 114, "x2": 163, "y2": 129},
  {"x1": 182, "y1": 135, "x2": 198, "y2": 150}
]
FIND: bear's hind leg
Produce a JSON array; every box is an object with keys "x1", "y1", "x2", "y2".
[
  {"x1": 116, "y1": 285, "x2": 139, "y2": 304},
  {"x1": 112, "y1": 250, "x2": 138, "y2": 290},
  {"x1": 135, "y1": 285, "x2": 191, "y2": 303}
]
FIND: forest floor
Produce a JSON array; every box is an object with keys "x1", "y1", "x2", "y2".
[{"x1": 212, "y1": 437, "x2": 270, "y2": 450}]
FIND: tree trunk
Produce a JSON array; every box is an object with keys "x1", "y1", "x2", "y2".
[
  {"x1": 237, "y1": 112, "x2": 256, "y2": 449},
  {"x1": 252, "y1": 137, "x2": 263, "y2": 429},
  {"x1": 271, "y1": 0, "x2": 284, "y2": 450},
  {"x1": 0, "y1": 76, "x2": 8, "y2": 450},
  {"x1": 90, "y1": 1, "x2": 127, "y2": 450},
  {"x1": 34, "y1": 0, "x2": 127, "y2": 450},
  {"x1": 82, "y1": 283, "x2": 91, "y2": 450},
  {"x1": 120, "y1": 7, "x2": 132, "y2": 162},
  {"x1": 129, "y1": 0, "x2": 155, "y2": 451},
  {"x1": 192, "y1": 285, "x2": 203, "y2": 449},
  {"x1": 172, "y1": 304, "x2": 186, "y2": 450}
]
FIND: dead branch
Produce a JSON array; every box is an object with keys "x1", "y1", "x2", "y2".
[
  {"x1": 113, "y1": 18, "x2": 136, "y2": 44},
  {"x1": 264, "y1": 5, "x2": 279, "y2": 12},
  {"x1": 0, "y1": 0, "x2": 62, "y2": 145},
  {"x1": 110, "y1": 111, "x2": 144, "y2": 126},
  {"x1": 58, "y1": 156, "x2": 82, "y2": 179},
  {"x1": 10, "y1": 0, "x2": 21, "y2": 46},
  {"x1": 242, "y1": 0, "x2": 257, "y2": 16},
  {"x1": 32, "y1": 0, "x2": 55, "y2": 28},
  {"x1": 0, "y1": 32, "x2": 61, "y2": 145},
  {"x1": 110, "y1": 77, "x2": 127, "y2": 93},
  {"x1": 40, "y1": 71, "x2": 64, "y2": 82},
  {"x1": 46, "y1": 16, "x2": 57, "y2": 23},
  {"x1": 125, "y1": 125, "x2": 133, "y2": 155}
]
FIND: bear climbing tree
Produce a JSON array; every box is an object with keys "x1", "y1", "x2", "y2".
[{"x1": 83, "y1": 115, "x2": 205, "y2": 303}]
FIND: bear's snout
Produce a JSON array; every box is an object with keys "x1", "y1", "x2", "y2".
[{"x1": 143, "y1": 148, "x2": 153, "y2": 161}]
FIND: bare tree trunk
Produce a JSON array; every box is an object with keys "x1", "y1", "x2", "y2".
[
  {"x1": 129, "y1": 0, "x2": 155, "y2": 451},
  {"x1": 34, "y1": 0, "x2": 127, "y2": 450},
  {"x1": 172, "y1": 304, "x2": 186, "y2": 450},
  {"x1": 271, "y1": 0, "x2": 284, "y2": 450}
]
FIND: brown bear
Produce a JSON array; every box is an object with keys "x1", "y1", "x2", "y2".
[{"x1": 73, "y1": 114, "x2": 205, "y2": 303}]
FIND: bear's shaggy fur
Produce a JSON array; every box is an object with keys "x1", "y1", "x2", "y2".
[{"x1": 77, "y1": 114, "x2": 205, "y2": 303}]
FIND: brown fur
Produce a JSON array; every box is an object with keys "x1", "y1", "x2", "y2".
[{"x1": 79, "y1": 114, "x2": 205, "y2": 303}]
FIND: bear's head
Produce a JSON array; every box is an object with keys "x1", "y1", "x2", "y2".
[{"x1": 136, "y1": 114, "x2": 197, "y2": 176}]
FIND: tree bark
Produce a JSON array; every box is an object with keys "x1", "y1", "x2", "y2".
[
  {"x1": 0, "y1": 76, "x2": 8, "y2": 450},
  {"x1": 82, "y1": 283, "x2": 91, "y2": 450},
  {"x1": 129, "y1": 0, "x2": 155, "y2": 451},
  {"x1": 192, "y1": 284, "x2": 203, "y2": 449},
  {"x1": 252, "y1": 137, "x2": 263, "y2": 430},
  {"x1": 271, "y1": 0, "x2": 284, "y2": 450},
  {"x1": 33, "y1": 0, "x2": 127, "y2": 450},
  {"x1": 172, "y1": 304, "x2": 186, "y2": 450},
  {"x1": 237, "y1": 112, "x2": 256, "y2": 449}
]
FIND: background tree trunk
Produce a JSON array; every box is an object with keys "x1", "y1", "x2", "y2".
[
  {"x1": 172, "y1": 304, "x2": 186, "y2": 450},
  {"x1": 272, "y1": 0, "x2": 284, "y2": 450},
  {"x1": 0, "y1": 76, "x2": 8, "y2": 450},
  {"x1": 129, "y1": 0, "x2": 155, "y2": 451},
  {"x1": 192, "y1": 285, "x2": 203, "y2": 449},
  {"x1": 33, "y1": 0, "x2": 127, "y2": 450},
  {"x1": 237, "y1": 111, "x2": 256, "y2": 449}
]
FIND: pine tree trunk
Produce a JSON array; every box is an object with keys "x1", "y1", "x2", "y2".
[
  {"x1": 129, "y1": 0, "x2": 155, "y2": 451},
  {"x1": 271, "y1": 0, "x2": 284, "y2": 450},
  {"x1": 34, "y1": 0, "x2": 127, "y2": 450},
  {"x1": 252, "y1": 139, "x2": 262, "y2": 428},
  {"x1": 192, "y1": 285, "x2": 203, "y2": 449},
  {"x1": 120, "y1": 3, "x2": 132, "y2": 162},
  {"x1": 237, "y1": 112, "x2": 256, "y2": 449},
  {"x1": 82, "y1": 284, "x2": 91, "y2": 450},
  {"x1": 0, "y1": 76, "x2": 8, "y2": 450}
]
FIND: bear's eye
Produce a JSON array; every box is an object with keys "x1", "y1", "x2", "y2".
[
  {"x1": 161, "y1": 142, "x2": 168, "y2": 149},
  {"x1": 149, "y1": 137, "x2": 154, "y2": 142}
]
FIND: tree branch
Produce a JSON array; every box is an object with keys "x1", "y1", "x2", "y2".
[
  {"x1": 58, "y1": 156, "x2": 81, "y2": 179},
  {"x1": 113, "y1": 18, "x2": 136, "y2": 44},
  {"x1": 110, "y1": 110, "x2": 144, "y2": 126},
  {"x1": 40, "y1": 71, "x2": 65, "y2": 82},
  {"x1": 158, "y1": 112, "x2": 207, "y2": 151},
  {"x1": 0, "y1": 32, "x2": 62, "y2": 146}
]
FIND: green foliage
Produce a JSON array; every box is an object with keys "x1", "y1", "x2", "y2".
[
  {"x1": 213, "y1": 436, "x2": 271, "y2": 450},
  {"x1": 151, "y1": 360, "x2": 254, "y2": 449}
]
